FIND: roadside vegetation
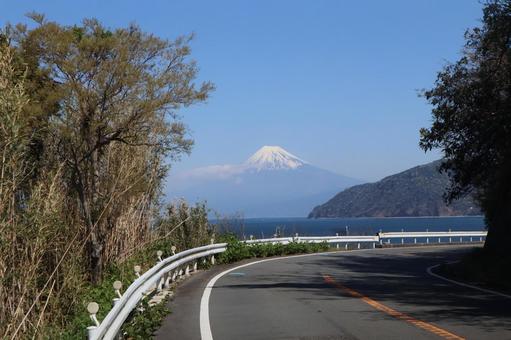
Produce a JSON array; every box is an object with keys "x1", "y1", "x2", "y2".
[
  {"x1": 420, "y1": 0, "x2": 511, "y2": 288},
  {"x1": 217, "y1": 234, "x2": 330, "y2": 264},
  {"x1": 0, "y1": 14, "x2": 213, "y2": 338}
]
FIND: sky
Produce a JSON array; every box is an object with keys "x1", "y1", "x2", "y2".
[{"x1": 2, "y1": 0, "x2": 484, "y2": 182}]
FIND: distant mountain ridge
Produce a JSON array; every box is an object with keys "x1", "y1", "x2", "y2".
[
  {"x1": 165, "y1": 146, "x2": 361, "y2": 217},
  {"x1": 308, "y1": 160, "x2": 480, "y2": 218}
]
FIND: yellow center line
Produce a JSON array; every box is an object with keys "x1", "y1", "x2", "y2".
[{"x1": 322, "y1": 274, "x2": 465, "y2": 340}]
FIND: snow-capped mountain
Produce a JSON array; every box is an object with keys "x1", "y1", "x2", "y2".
[
  {"x1": 165, "y1": 146, "x2": 362, "y2": 217},
  {"x1": 245, "y1": 146, "x2": 307, "y2": 170}
]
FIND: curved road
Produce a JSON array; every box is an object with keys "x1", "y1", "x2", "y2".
[{"x1": 155, "y1": 245, "x2": 511, "y2": 340}]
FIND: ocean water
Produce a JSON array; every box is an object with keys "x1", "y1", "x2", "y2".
[{"x1": 213, "y1": 216, "x2": 486, "y2": 238}]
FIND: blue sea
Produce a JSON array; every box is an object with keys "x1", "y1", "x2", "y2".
[{"x1": 213, "y1": 216, "x2": 486, "y2": 238}]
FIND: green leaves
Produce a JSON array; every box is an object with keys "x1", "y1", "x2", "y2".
[{"x1": 421, "y1": 0, "x2": 511, "y2": 253}]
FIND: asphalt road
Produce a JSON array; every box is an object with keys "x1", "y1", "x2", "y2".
[{"x1": 155, "y1": 245, "x2": 511, "y2": 340}]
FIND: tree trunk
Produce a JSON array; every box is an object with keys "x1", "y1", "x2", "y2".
[{"x1": 483, "y1": 189, "x2": 511, "y2": 255}]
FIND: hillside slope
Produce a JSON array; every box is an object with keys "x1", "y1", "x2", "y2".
[{"x1": 308, "y1": 160, "x2": 480, "y2": 218}]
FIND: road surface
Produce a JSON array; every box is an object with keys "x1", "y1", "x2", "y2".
[{"x1": 155, "y1": 245, "x2": 511, "y2": 340}]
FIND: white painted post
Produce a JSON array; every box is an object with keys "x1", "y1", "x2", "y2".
[
  {"x1": 114, "y1": 283, "x2": 122, "y2": 299},
  {"x1": 357, "y1": 243, "x2": 360, "y2": 249},
  {"x1": 449, "y1": 237, "x2": 452, "y2": 243},
  {"x1": 164, "y1": 272, "x2": 171, "y2": 288},
  {"x1": 211, "y1": 255, "x2": 216, "y2": 265},
  {"x1": 193, "y1": 262, "x2": 198, "y2": 272},
  {"x1": 134, "y1": 265, "x2": 141, "y2": 278},
  {"x1": 185, "y1": 265, "x2": 190, "y2": 276},
  {"x1": 345, "y1": 243, "x2": 348, "y2": 250},
  {"x1": 438, "y1": 237, "x2": 441, "y2": 243},
  {"x1": 470, "y1": 237, "x2": 473, "y2": 242},
  {"x1": 372, "y1": 242, "x2": 376, "y2": 249},
  {"x1": 401, "y1": 238, "x2": 404, "y2": 245},
  {"x1": 427, "y1": 238, "x2": 429, "y2": 244},
  {"x1": 157, "y1": 275, "x2": 164, "y2": 291},
  {"x1": 157, "y1": 250, "x2": 163, "y2": 263},
  {"x1": 171, "y1": 246, "x2": 176, "y2": 255},
  {"x1": 480, "y1": 236, "x2": 483, "y2": 242},
  {"x1": 336, "y1": 233, "x2": 339, "y2": 249},
  {"x1": 414, "y1": 238, "x2": 417, "y2": 244},
  {"x1": 459, "y1": 237, "x2": 462, "y2": 243},
  {"x1": 87, "y1": 302, "x2": 100, "y2": 339},
  {"x1": 87, "y1": 326, "x2": 98, "y2": 340}
]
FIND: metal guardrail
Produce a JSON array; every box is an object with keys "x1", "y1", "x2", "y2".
[
  {"x1": 378, "y1": 230, "x2": 487, "y2": 245},
  {"x1": 296, "y1": 235, "x2": 380, "y2": 243},
  {"x1": 87, "y1": 230, "x2": 486, "y2": 339},
  {"x1": 87, "y1": 243, "x2": 227, "y2": 340}
]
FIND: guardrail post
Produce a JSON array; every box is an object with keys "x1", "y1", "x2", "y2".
[
  {"x1": 372, "y1": 242, "x2": 375, "y2": 249},
  {"x1": 193, "y1": 261, "x2": 198, "y2": 272},
  {"x1": 470, "y1": 237, "x2": 473, "y2": 242},
  {"x1": 438, "y1": 237, "x2": 441, "y2": 243},
  {"x1": 427, "y1": 237, "x2": 429, "y2": 244},
  {"x1": 357, "y1": 243, "x2": 360, "y2": 249},
  {"x1": 164, "y1": 272, "x2": 171, "y2": 288},
  {"x1": 345, "y1": 243, "x2": 348, "y2": 250},
  {"x1": 185, "y1": 264, "x2": 190, "y2": 276},
  {"x1": 87, "y1": 302, "x2": 100, "y2": 339},
  {"x1": 211, "y1": 255, "x2": 216, "y2": 265},
  {"x1": 480, "y1": 236, "x2": 483, "y2": 242},
  {"x1": 449, "y1": 237, "x2": 452, "y2": 243},
  {"x1": 336, "y1": 233, "x2": 339, "y2": 249},
  {"x1": 134, "y1": 265, "x2": 141, "y2": 278},
  {"x1": 459, "y1": 237, "x2": 462, "y2": 243},
  {"x1": 157, "y1": 250, "x2": 163, "y2": 263},
  {"x1": 401, "y1": 238, "x2": 404, "y2": 245},
  {"x1": 158, "y1": 275, "x2": 165, "y2": 291},
  {"x1": 414, "y1": 238, "x2": 417, "y2": 244},
  {"x1": 171, "y1": 246, "x2": 176, "y2": 255},
  {"x1": 113, "y1": 281, "x2": 123, "y2": 305}
]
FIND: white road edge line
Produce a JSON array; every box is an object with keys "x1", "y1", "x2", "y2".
[
  {"x1": 199, "y1": 245, "x2": 480, "y2": 340},
  {"x1": 426, "y1": 263, "x2": 511, "y2": 300}
]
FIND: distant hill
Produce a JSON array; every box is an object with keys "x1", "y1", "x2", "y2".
[
  {"x1": 165, "y1": 146, "x2": 361, "y2": 217},
  {"x1": 308, "y1": 160, "x2": 480, "y2": 218}
]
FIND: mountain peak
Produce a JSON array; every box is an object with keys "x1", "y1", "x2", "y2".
[{"x1": 245, "y1": 146, "x2": 308, "y2": 170}]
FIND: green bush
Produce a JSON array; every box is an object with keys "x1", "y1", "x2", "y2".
[{"x1": 217, "y1": 235, "x2": 330, "y2": 264}]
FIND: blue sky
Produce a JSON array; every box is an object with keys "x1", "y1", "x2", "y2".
[{"x1": 2, "y1": 1, "x2": 483, "y2": 181}]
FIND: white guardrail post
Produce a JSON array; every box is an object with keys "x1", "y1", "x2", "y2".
[{"x1": 86, "y1": 230, "x2": 486, "y2": 339}]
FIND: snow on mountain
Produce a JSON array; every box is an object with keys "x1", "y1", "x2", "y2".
[
  {"x1": 165, "y1": 146, "x2": 362, "y2": 217},
  {"x1": 245, "y1": 146, "x2": 308, "y2": 170}
]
